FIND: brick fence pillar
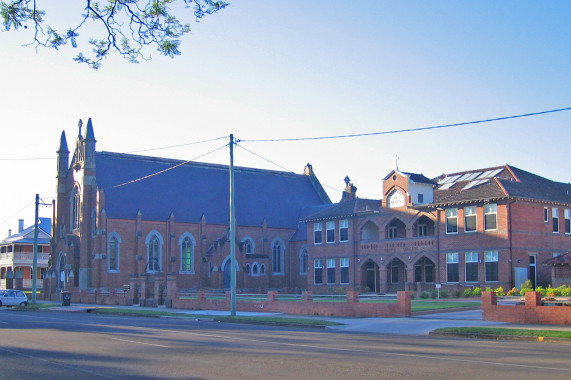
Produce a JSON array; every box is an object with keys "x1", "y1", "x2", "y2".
[
  {"x1": 482, "y1": 291, "x2": 497, "y2": 306},
  {"x1": 346, "y1": 290, "x2": 359, "y2": 303},
  {"x1": 525, "y1": 291, "x2": 542, "y2": 307},
  {"x1": 397, "y1": 291, "x2": 411, "y2": 317},
  {"x1": 267, "y1": 290, "x2": 278, "y2": 302},
  {"x1": 302, "y1": 291, "x2": 313, "y2": 302}
]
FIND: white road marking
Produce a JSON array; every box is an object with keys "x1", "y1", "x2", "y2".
[{"x1": 111, "y1": 337, "x2": 169, "y2": 348}]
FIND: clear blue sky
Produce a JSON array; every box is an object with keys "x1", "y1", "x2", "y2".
[{"x1": 1, "y1": 1, "x2": 570, "y2": 234}]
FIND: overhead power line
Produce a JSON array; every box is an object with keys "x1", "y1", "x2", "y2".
[{"x1": 239, "y1": 107, "x2": 571, "y2": 143}]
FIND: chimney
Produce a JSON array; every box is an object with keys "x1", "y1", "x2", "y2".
[
  {"x1": 7, "y1": 229, "x2": 11, "y2": 238},
  {"x1": 18, "y1": 219, "x2": 24, "y2": 233},
  {"x1": 342, "y1": 182, "x2": 357, "y2": 202}
]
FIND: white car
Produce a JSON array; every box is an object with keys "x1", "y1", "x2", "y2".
[{"x1": 0, "y1": 289, "x2": 29, "y2": 307}]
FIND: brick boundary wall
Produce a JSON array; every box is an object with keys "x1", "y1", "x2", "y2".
[
  {"x1": 172, "y1": 290, "x2": 411, "y2": 318},
  {"x1": 44, "y1": 288, "x2": 412, "y2": 318},
  {"x1": 482, "y1": 291, "x2": 571, "y2": 325}
]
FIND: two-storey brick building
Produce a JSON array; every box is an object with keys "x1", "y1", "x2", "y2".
[{"x1": 304, "y1": 165, "x2": 571, "y2": 294}]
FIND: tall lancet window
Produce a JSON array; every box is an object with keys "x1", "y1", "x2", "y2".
[{"x1": 72, "y1": 185, "x2": 81, "y2": 230}]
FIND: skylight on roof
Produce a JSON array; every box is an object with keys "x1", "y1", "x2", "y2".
[
  {"x1": 462, "y1": 179, "x2": 490, "y2": 190},
  {"x1": 438, "y1": 182, "x2": 456, "y2": 190}
]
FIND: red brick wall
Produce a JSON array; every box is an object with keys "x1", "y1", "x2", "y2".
[{"x1": 482, "y1": 291, "x2": 571, "y2": 325}]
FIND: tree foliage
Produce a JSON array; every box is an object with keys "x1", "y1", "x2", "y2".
[{"x1": 1, "y1": 0, "x2": 228, "y2": 69}]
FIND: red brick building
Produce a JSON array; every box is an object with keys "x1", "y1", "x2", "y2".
[
  {"x1": 305, "y1": 165, "x2": 570, "y2": 294},
  {"x1": 45, "y1": 119, "x2": 330, "y2": 305}
]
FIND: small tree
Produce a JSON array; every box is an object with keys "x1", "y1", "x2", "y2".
[{"x1": 1, "y1": 0, "x2": 228, "y2": 69}]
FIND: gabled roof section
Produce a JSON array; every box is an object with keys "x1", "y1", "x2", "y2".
[
  {"x1": 1, "y1": 218, "x2": 52, "y2": 245},
  {"x1": 303, "y1": 198, "x2": 380, "y2": 222},
  {"x1": 542, "y1": 252, "x2": 571, "y2": 266},
  {"x1": 383, "y1": 169, "x2": 436, "y2": 186},
  {"x1": 431, "y1": 164, "x2": 571, "y2": 206},
  {"x1": 95, "y1": 152, "x2": 331, "y2": 229}
]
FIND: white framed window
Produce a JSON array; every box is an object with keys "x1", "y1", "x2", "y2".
[
  {"x1": 179, "y1": 233, "x2": 196, "y2": 274},
  {"x1": 465, "y1": 252, "x2": 478, "y2": 282},
  {"x1": 552, "y1": 208, "x2": 559, "y2": 233},
  {"x1": 241, "y1": 236, "x2": 255, "y2": 255},
  {"x1": 314, "y1": 223, "x2": 322, "y2": 244},
  {"x1": 340, "y1": 258, "x2": 349, "y2": 284},
  {"x1": 314, "y1": 259, "x2": 323, "y2": 285},
  {"x1": 446, "y1": 208, "x2": 458, "y2": 234},
  {"x1": 326, "y1": 221, "x2": 335, "y2": 243},
  {"x1": 464, "y1": 206, "x2": 477, "y2": 232},
  {"x1": 484, "y1": 203, "x2": 497, "y2": 231},
  {"x1": 339, "y1": 219, "x2": 349, "y2": 242},
  {"x1": 544, "y1": 207, "x2": 549, "y2": 223},
  {"x1": 326, "y1": 258, "x2": 336, "y2": 284},
  {"x1": 446, "y1": 252, "x2": 459, "y2": 283},
  {"x1": 417, "y1": 223, "x2": 427, "y2": 237},
  {"x1": 485, "y1": 251, "x2": 499, "y2": 282},
  {"x1": 565, "y1": 209, "x2": 570, "y2": 234},
  {"x1": 388, "y1": 225, "x2": 397, "y2": 239},
  {"x1": 145, "y1": 231, "x2": 163, "y2": 273}
]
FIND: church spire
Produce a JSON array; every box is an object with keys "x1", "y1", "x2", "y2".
[{"x1": 57, "y1": 131, "x2": 69, "y2": 179}]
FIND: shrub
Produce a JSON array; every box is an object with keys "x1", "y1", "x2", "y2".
[
  {"x1": 440, "y1": 289, "x2": 449, "y2": 298},
  {"x1": 453, "y1": 290, "x2": 462, "y2": 298},
  {"x1": 463, "y1": 288, "x2": 473, "y2": 298},
  {"x1": 472, "y1": 287, "x2": 482, "y2": 297},
  {"x1": 430, "y1": 289, "x2": 438, "y2": 299},
  {"x1": 419, "y1": 291, "x2": 431, "y2": 299},
  {"x1": 562, "y1": 287, "x2": 571, "y2": 297},
  {"x1": 506, "y1": 287, "x2": 520, "y2": 296},
  {"x1": 534, "y1": 286, "x2": 547, "y2": 296},
  {"x1": 494, "y1": 286, "x2": 506, "y2": 296},
  {"x1": 521, "y1": 279, "x2": 533, "y2": 289},
  {"x1": 520, "y1": 287, "x2": 532, "y2": 296}
]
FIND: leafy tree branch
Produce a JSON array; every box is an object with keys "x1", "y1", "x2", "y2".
[{"x1": 1, "y1": 0, "x2": 228, "y2": 69}]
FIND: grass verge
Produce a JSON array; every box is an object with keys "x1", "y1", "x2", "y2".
[
  {"x1": 89, "y1": 308, "x2": 342, "y2": 327},
  {"x1": 433, "y1": 327, "x2": 571, "y2": 339},
  {"x1": 411, "y1": 300, "x2": 481, "y2": 312}
]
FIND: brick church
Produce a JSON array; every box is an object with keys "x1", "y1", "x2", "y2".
[{"x1": 44, "y1": 119, "x2": 570, "y2": 305}]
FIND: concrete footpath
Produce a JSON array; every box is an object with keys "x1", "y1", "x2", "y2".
[{"x1": 42, "y1": 302, "x2": 571, "y2": 336}]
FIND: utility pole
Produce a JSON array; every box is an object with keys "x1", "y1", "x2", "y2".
[
  {"x1": 229, "y1": 134, "x2": 236, "y2": 316},
  {"x1": 32, "y1": 194, "x2": 39, "y2": 304},
  {"x1": 32, "y1": 194, "x2": 51, "y2": 304}
]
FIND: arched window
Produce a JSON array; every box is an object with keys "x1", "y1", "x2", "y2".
[
  {"x1": 241, "y1": 236, "x2": 255, "y2": 255},
  {"x1": 145, "y1": 231, "x2": 163, "y2": 273},
  {"x1": 252, "y1": 263, "x2": 259, "y2": 276},
  {"x1": 271, "y1": 238, "x2": 285, "y2": 274},
  {"x1": 299, "y1": 247, "x2": 308, "y2": 275},
  {"x1": 72, "y1": 185, "x2": 81, "y2": 230},
  {"x1": 260, "y1": 264, "x2": 266, "y2": 275},
  {"x1": 245, "y1": 263, "x2": 251, "y2": 274},
  {"x1": 108, "y1": 232, "x2": 121, "y2": 272},
  {"x1": 179, "y1": 233, "x2": 196, "y2": 273}
]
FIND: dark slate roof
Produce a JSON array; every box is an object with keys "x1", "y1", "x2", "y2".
[
  {"x1": 542, "y1": 252, "x2": 571, "y2": 266},
  {"x1": 432, "y1": 165, "x2": 571, "y2": 206},
  {"x1": 1, "y1": 218, "x2": 52, "y2": 245},
  {"x1": 303, "y1": 198, "x2": 381, "y2": 222},
  {"x1": 402, "y1": 172, "x2": 437, "y2": 185},
  {"x1": 96, "y1": 152, "x2": 330, "y2": 229}
]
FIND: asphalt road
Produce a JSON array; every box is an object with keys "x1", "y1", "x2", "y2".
[{"x1": 1, "y1": 309, "x2": 569, "y2": 380}]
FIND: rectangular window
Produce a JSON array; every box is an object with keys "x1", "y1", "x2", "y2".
[
  {"x1": 314, "y1": 223, "x2": 322, "y2": 244},
  {"x1": 339, "y1": 219, "x2": 349, "y2": 242},
  {"x1": 484, "y1": 203, "x2": 497, "y2": 230},
  {"x1": 552, "y1": 208, "x2": 559, "y2": 233},
  {"x1": 314, "y1": 259, "x2": 323, "y2": 285},
  {"x1": 544, "y1": 207, "x2": 549, "y2": 223},
  {"x1": 391, "y1": 262, "x2": 399, "y2": 284},
  {"x1": 485, "y1": 251, "x2": 499, "y2": 282},
  {"x1": 326, "y1": 221, "x2": 335, "y2": 243},
  {"x1": 326, "y1": 258, "x2": 336, "y2": 284},
  {"x1": 465, "y1": 252, "x2": 478, "y2": 282},
  {"x1": 446, "y1": 252, "x2": 459, "y2": 283},
  {"x1": 417, "y1": 193, "x2": 424, "y2": 204},
  {"x1": 340, "y1": 258, "x2": 349, "y2": 284},
  {"x1": 464, "y1": 206, "x2": 477, "y2": 232},
  {"x1": 446, "y1": 208, "x2": 458, "y2": 234},
  {"x1": 565, "y1": 210, "x2": 570, "y2": 234},
  {"x1": 417, "y1": 224, "x2": 427, "y2": 237}
]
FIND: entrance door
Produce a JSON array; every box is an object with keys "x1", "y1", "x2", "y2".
[
  {"x1": 364, "y1": 260, "x2": 378, "y2": 293},
  {"x1": 223, "y1": 260, "x2": 231, "y2": 289},
  {"x1": 529, "y1": 255, "x2": 537, "y2": 288}
]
